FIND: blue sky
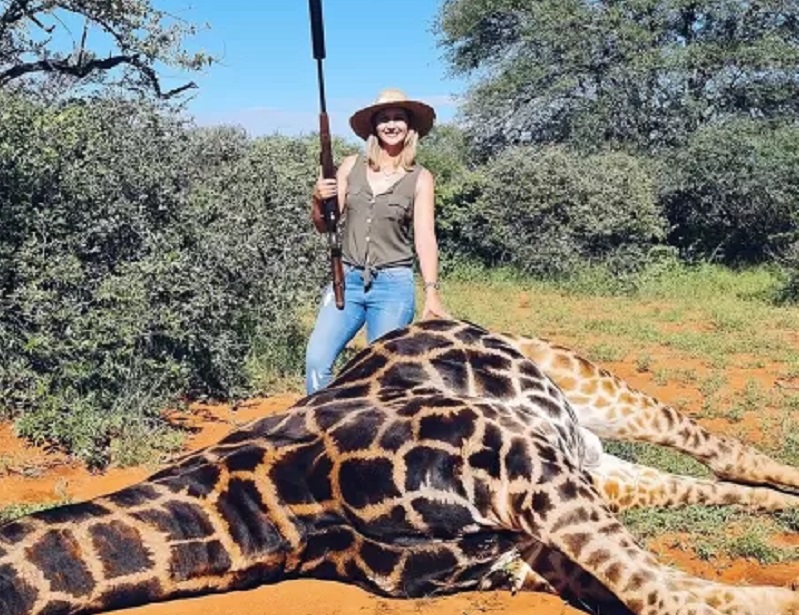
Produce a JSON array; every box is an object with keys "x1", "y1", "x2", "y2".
[{"x1": 156, "y1": 1, "x2": 468, "y2": 139}]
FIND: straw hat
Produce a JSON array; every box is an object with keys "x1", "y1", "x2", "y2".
[{"x1": 349, "y1": 88, "x2": 436, "y2": 140}]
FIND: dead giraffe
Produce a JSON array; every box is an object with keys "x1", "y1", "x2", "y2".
[{"x1": 2, "y1": 319, "x2": 799, "y2": 615}]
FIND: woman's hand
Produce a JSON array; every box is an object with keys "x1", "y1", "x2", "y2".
[
  {"x1": 311, "y1": 177, "x2": 338, "y2": 232},
  {"x1": 421, "y1": 287, "x2": 452, "y2": 321},
  {"x1": 314, "y1": 177, "x2": 337, "y2": 202}
]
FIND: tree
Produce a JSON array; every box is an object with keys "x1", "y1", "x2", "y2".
[
  {"x1": 437, "y1": 0, "x2": 799, "y2": 155},
  {"x1": 658, "y1": 119, "x2": 799, "y2": 264},
  {"x1": 0, "y1": 0, "x2": 213, "y2": 99},
  {"x1": 0, "y1": 93, "x2": 328, "y2": 465}
]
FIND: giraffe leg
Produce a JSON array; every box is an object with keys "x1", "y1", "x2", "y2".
[
  {"x1": 498, "y1": 434, "x2": 799, "y2": 615},
  {"x1": 590, "y1": 453, "x2": 799, "y2": 512},
  {"x1": 513, "y1": 538, "x2": 628, "y2": 612},
  {"x1": 514, "y1": 335, "x2": 799, "y2": 492}
]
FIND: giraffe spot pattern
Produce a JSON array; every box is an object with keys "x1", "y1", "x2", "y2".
[
  {"x1": 0, "y1": 564, "x2": 37, "y2": 614},
  {"x1": 96, "y1": 579, "x2": 164, "y2": 611},
  {"x1": 379, "y1": 361, "x2": 428, "y2": 390},
  {"x1": 159, "y1": 463, "x2": 221, "y2": 498},
  {"x1": 106, "y1": 484, "x2": 160, "y2": 507},
  {"x1": 474, "y1": 370, "x2": 514, "y2": 399},
  {"x1": 360, "y1": 505, "x2": 415, "y2": 540},
  {"x1": 330, "y1": 409, "x2": 386, "y2": 452},
  {"x1": 133, "y1": 502, "x2": 214, "y2": 540},
  {"x1": 403, "y1": 447, "x2": 465, "y2": 495},
  {"x1": 339, "y1": 458, "x2": 402, "y2": 509},
  {"x1": 378, "y1": 420, "x2": 414, "y2": 451},
  {"x1": 418, "y1": 408, "x2": 477, "y2": 446},
  {"x1": 224, "y1": 445, "x2": 267, "y2": 472},
  {"x1": 90, "y1": 521, "x2": 153, "y2": 577},
  {"x1": 359, "y1": 540, "x2": 403, "y2": 577},
  {"x1": 338, "y1": 351, "x2": 390, "y2": 382},
  {"x1": 401, "y1": 549, "x2": 460, "y2": 595},
  {"x1": 506, "y1": 438, "x2": 534, "y2": 479},
  {"x1": 217, "y1": 478, "x2": 285, "y2": 556},
  {"x1": 32, "y1": 502, "x2": 110, "y2": 524},
  {"x1": 0, "y1": 521, "x2": 34, "y2": 545},
  {"x1": 27, "y1": 529, "x2": 94, "y2": 597},
  {"x1": 429, "y1": 350, "x2": 470, "y2": 391},
  {"x1": 410, "y1": 498, "x2": 477, "y2": 537},
  {"x1": 269, "y1": 440, "x2": 333, "y2": 505},
  {"x1": 303, "y1": 526, "x2": 355, "y2": 561},
  {"x1": 169, "y1": 540, "x2": 231, "y2": 581},
  {"x1": 39, "y1": 602, "x2": 76, "y2": 615}
]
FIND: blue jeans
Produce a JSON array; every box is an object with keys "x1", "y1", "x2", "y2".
[{"x1": 305, "y1": 265, "x2": 415, "y2": 394}]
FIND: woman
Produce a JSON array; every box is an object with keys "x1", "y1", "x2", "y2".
[{"x1": 305, "y1": 88, "x2": 449, "y2": 394}]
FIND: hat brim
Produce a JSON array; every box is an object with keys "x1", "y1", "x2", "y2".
[{"x1": 349, "y1": 100, "x2": 436, "y2": 140}]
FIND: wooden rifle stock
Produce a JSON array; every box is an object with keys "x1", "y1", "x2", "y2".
[
  {"x1": 309, "y1": 0, "x2": 344, "y2": 309},
  {"x1": 318, "y1": 112, "x2": 345, "y2": 309}
]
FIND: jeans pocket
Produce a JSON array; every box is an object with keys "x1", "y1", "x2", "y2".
[{"x1": 378, "y1": 267, "x2": 413, "y2": 282}]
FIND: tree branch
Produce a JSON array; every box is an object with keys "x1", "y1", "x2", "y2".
[
  {"x1": 1, "y1": 0, "x2": 55, "y2": 29},
  {"x1": 0, "y1": 53, "x2": 197, "y2": 98}
]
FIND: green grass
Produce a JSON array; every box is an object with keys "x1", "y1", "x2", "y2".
[
  {"x1": 446, "y1": 262, "x2": 795, "y2": 348},
  {"x1": 635, "y1": 353, "x2": 653, "y2": 373},
  {"x1": 0, "y1": 501, "x2": 65, "y2": 523},
  {"x1": 586, "y1": 341, "x2": 629, "y2": 362},
  {"x1": 603, "y1": 441, "x2": 711, "y2": 478},
  {"x1": 0, "y1": 455, "x2": 16, "y2": 475},
  {"x1": 620, "y1": 506, "x2": 740, "y2": 540},
  {"x1": 108, "y1": 423, "x2": 185, "y2": 468},
  {"x1": 620, "y1": 506, "x2": 799, "y2": 564},
  {"x1": 441, "y1": 261, "x2": 799, "y2": 568}
]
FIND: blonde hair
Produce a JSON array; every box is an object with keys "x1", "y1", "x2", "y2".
[{"x1": 366, "y1": 127, "x2": 419, "y2": 172}]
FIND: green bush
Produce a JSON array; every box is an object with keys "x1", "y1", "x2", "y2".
[
  {"x1": 0, "y1": 93, "x2": 331, "y2": 466},
  {"x1": 659, "y1": 119, "x2": 799, "y2": 265},
  {"x1": 455, "y1": 145, "x2": 666, "y2": 277},
  {"x1": 416, "y1": 124, "x2": 486, "y2": 270},
  {"x1": 777, "y1": 241, "x2": 799, "y2": 305}
]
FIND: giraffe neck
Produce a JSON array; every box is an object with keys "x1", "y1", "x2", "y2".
[{"x1": 0, "y1": 468, "x2": 294, "y2": 615}]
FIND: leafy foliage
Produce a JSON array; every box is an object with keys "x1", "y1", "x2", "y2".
[
  {"x1": 0, "y1": 0, "x2": 213, "y2": 99},
  {"x1": 777, "y1": 241, "x2": 799, "y2": 304},
  {"x1": 658, "y1": 119, "x2": 799, "y2": 264},
  {"x1": 0, "y1": 92, "x2": 329, "y2": 465},
  {"x1": 437, "y1": 0, "x2": 799, "y2": 155},
  {"x1": 416, "y1": 124, "x2": 485, "y2": 265},
  {"x1": 447, "y1": 145, "x2": 667, "y2": 276}
]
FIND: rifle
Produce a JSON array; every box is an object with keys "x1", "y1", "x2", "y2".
[{"x1": 308, "y1": 0, "x2": 345, "y2": 310}]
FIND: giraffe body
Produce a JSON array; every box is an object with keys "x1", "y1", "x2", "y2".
[{"x1": 2, "y1": 319, "x2": 799, "y2": 615}]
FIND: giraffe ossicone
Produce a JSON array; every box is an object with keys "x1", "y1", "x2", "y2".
[{"x1": 2, "y1": 318, "x2": 799, "y2": 615}]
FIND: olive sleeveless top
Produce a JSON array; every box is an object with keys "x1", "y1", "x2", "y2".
[{"x1": 341, "y1": 154, "x2": 422, "y2": 286}]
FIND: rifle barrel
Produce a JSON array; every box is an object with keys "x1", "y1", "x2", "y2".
[
  {"x1": 309, "y1": 0, "x2": 345, "y2": 311},
  {"x1": 316, "y1": 60, "x2": 327, "y2": 114},
  {"x1": 309, "y1": 0, "x2": 326, "y2": 60}
]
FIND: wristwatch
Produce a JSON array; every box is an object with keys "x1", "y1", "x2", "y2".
[{"x1": 424, "y1": 281, "x2": 440, "y2": 291}]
